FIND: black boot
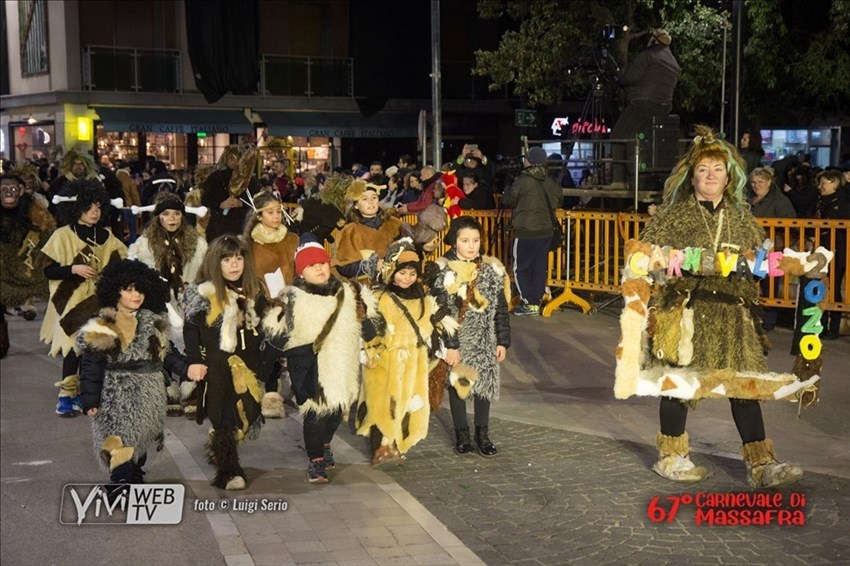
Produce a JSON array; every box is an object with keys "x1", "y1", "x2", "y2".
[
  {"x1": 454, "y1": 427, "x2": 475, "y2": 455},
  {"x1": 132, "y1": 453, "x2": 148, "y2": 484},
  {"x1": 209, "y1": 429, "x2": 246, "y2": 490},
  {"x1": 475, "y1": 425, "x2": 497, "y2": 457},
  {"x1": 0, "y1": 316, "x2": 9, "y2": 359},
  {"x1": 106, "y1": 461, "x2": 134, "y2": 502}
]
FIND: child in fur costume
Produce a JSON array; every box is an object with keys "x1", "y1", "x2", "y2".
[
  {"x1": 637, "y1": 125, "x2": 803, "y2": 488},
  {"x1": 78, "y1": 259, "x2": 185, "y2": 493},
  {"x1": 425, "y1": 216, "x2": 511, "y2": 457},
  {"x1": 1, "y1": 173, "x2": 55, "y2": 358},
  {"x1": 356, "y1": 238, "x2": 454, "y2": 465},
  {"x1": 242, "y1": 190, "x2": 299, "y2": 419},
  {"x1": 128, "y1": 192, "x2": 208, "y2": 416},
  {"x1": 39, "y1": 179, "x2": 127, "y2": 417},
  {"x1": 183, "y1": 235, "x2": 269, "y2": 490},
  {"x1": 263, "y1": 233, "x2": 378, "y2": 483},
  {"x1": 332, "y1": 180, "x2": 403, "y2": 282}
]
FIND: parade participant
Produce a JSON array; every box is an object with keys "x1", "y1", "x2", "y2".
[
  {"x1": 628, "y1": 125, "x2": 803, "y2": 488},
  {"x1": 48, "y1": 148, "x2": 99, "y2": 203},
  {"x1": 333, "y1": 179, "x2": 403, "y2": 281},
  {"x1": 425, "y1": 216, "x2": 511, "y2": 457},
  {"x1": 183, "y1": 235, "x2": 268, "y2": 490},
  {"x1": 128, "y1": 192, "x2": 208, "y2": 416},
  {"x1": 202, "y1": 145, "x2": 260, "y2": 242},
  {"x1": 356, "y1": 238, "x2": 452, "y2": 465},
  {"x1": 184, "y1": 165, "x2": 214, "y2": 237},
  {"x1": 288, "y1": 174, "x2": 348, "y2": 245},
  {"x1": 242, "y1": 190, "x2": 298, "y2": 419},
  {"x1": 263, "y1": 234, "x2": 377, "y2": 483},
  {"x1": 1, "y1": 173, "x2": 55, "y2": 358},
  {"x1": 78, "y1": 259, "x2": 184, "y2": 492},
  {"x1": 39, "y1": 179, "x2": 126, "y2": 417}
]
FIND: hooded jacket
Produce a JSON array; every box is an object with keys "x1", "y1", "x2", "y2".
[{"x1": 500, "y1": 165, "x2": 562, "y2": 239}]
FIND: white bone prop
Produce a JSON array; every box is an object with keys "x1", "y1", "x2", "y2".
[
  {"x1": 130, "y1": 205, "x2": 156, "y2": 215},
  {"x1": 129, "y1": 204, "x2": 208, "y2": 218},
  {"x1": 51, "y1": 195, "x2": 123, "y2": 209},
  {"x1": 110, "y1": 198, "x2": 124, "y2": 209}
]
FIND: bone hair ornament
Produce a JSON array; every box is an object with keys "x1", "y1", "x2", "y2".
[
  {"x1": 129, "y1": 204, "x2": 208, "y2": 218},
  {"x1": 52, "y1": 195, "x2": 124, "y2": 209}
]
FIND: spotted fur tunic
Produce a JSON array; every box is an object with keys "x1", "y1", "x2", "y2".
[
  {"x1": 77, "y1": 308, "x2": 169, "y2": 471},
  {"x1": 427, "y1": 254, "x2": 512, "y2": 402}
]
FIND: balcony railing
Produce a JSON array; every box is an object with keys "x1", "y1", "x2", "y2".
[
  {"x1": 82, "y1": 45, "x2": 181, "y2": 93},
  {"x1": 260, "y1": 55, "x2": 354, "y2": 97}
]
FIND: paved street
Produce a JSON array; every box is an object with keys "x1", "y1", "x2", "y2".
[{"x1": 1, "y1": 301, "x2": 848, "y2": 565}]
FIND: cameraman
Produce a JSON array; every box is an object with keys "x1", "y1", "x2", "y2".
[{"x1": 609, "y1": 29, "x2": 680, "y2": 188}]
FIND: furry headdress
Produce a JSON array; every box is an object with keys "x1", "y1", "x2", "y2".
[
  {"x1": 9, "y1": 161, "x2": 40, "y2": 190},
  {"x1": 319, "y1": 175, "x2": 351, "y2": 213},
  {"x1": 379, "y1": 237, "x2": 421, "y2": 283},
  {"x1": 662, "y1": 125, "x2": 748, "y2": 209},
  {"x1": 96, "y1": 259, "x2": 170, "y2": 314},
  {"x1": 409, "y1": 204, "x2": 448, "y2": 247},
  {"x1": 60, "y1": 148, "x2": 97, "y2": 179},
  {"x1": 55, "y1": 178, "x2": 111, "y2": 226},
  {"x1": 345, "y1": 179, "x2": 376, "y2": 204},
  {"x1": 217, "y1": 145, "x2": 242, "y2": 169}
]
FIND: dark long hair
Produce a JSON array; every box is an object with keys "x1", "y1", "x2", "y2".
[{"x1": 197, "y1": 234, "x2": 262, "y2": 306}]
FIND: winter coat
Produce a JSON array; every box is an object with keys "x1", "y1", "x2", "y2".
[
  {"x1": 333, "y1": 216, "x2": 403, "y2": 280},
  {"x1": 77, "y1": 308, "x2": 174, "y2": 471},
  {"x1": 202, "y1": 168, "x2": 261, "y2": 241},
  {"x1": 0, "y1": 195, "x2": 54, "y2": 306},
  {"x1": 39, "y1": 225, "x2": 127, "y2": 356},
  {"x1": 749, "y1": 187, "x2": 796, "y2": 220},
  {"x1": 618, "y1": 44, "x2": 680, "y2": 106},
  {"x1": 426, "y1": 251, "x2": 511, "y2": 401},
  {"x1": 501, "y1": 165, "x2": 562, "y2": 239},
  {"x1": 639, "y1": 198, "x2": 768, "y2": 378},
  {"x1": 262, "y1": 276, "x2": 377, "y2": 417},
  {"x1": 247, "y1": 223, "x2": 299, "y2": 292},
  {"x1": 458, "y1": 181, "x2": 496, "y2": 210},
  {"x1": 356, "y1": 285, "x2": 444, "y2": 454},
  {"x1": 128, "y1": 229, "x2": 207, "y2": 309},
  {"x1": 183, "y1": 282, "x2": 269, "y2": 438}
]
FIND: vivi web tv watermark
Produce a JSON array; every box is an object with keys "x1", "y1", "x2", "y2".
[{"x1": 59, "y1": 483, "x2": 184, "y2": 525}]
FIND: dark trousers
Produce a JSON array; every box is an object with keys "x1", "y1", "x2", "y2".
[
  {"x1": 512, "y1": 237, "x2": 551, "y2": 306},
  {"x1": 610, "y1": 101, "x2": 671, "y2": 184},
  {"x1": 448, "y1": 387, "x2": 491, "y2": 428},
  {"x1": 659, "y1": 396, "x2": 765, "y2": 444},
  {"x1": 63, "y1": 350, "x2": 80, "y2": 378},
  {"x1": 303, "y1": 408, "x2": 343, "y2": 460}
]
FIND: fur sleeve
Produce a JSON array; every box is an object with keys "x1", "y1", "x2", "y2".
[
  {"x1": 75, "y1": 310, "x2": 121, "y2": 356},
  {"x1": 182, "y1": 283, "x2": 208, "y2": 323}
]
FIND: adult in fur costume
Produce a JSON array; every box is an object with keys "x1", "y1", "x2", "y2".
[
  {"x1": 332, "y1": 180, "x2": 403, "y2": 281},
  {"x1": 38, "y1": 179, "x2": 127, "y2": 416},
  {"x1": 263, "y1": 234, "x2": 378, "y2": 483},
  {"x1": 1, "y1": 173, "x2": 55, "y2": 358},
  {"x1": 202, "y1": 146, "x2": 261, "y2": 242},
  {"x1": 78, "y1": 259, "x2": 185, "y2": 491},
  {"x1": 48, "y1": 148, "x2": 98, "y2": 204},
  {"x1": 425, "y1": 216, "x2": 511, "y2": 457},
  {"x1": 242, "y1": 190, "x2": 299, "y2": 418},
  {"x1": 287, "y1": 175, "x2": 347, "y2": 244},
  {"x1": 128, "y1": 192, "x2": 207, "y2": 415},
  {"x1": 183, "y1": 235, "x2": 268, "y2": 490},
  {"x1": 356, "y1": 238, "x2": 453, "y2": 465},
  {"x1": 632, "y1": 126, "x2": 803, "y2": 488}
]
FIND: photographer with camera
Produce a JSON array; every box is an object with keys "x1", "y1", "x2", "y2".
[
  {"x1": 455, "y1": 143, "x2": 495, "y2": 186},
  {"x1": 608, "y1": 28, "x2": 680, "y2": 189},
  {"x1": 501, "y1": 147, "x2": 561, "y2": 316}
]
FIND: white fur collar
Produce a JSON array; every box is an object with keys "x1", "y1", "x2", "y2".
[{"x1": 251, "y1": 222, "x2": 288, "y2": 245}]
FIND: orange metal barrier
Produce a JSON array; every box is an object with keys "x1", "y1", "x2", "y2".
[{"x1": 285, "y1": 203, "x2": 848, "y2": 316}]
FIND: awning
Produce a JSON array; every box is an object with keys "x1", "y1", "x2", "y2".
[
  {"x1": 93, "y1": 106, "x2": 253, "y2": 135},
  {"x1": 261, "y1": 111, "x2": 418, "y2": 138}
]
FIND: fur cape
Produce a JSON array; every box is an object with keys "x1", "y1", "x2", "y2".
[
  {"x1": 332, "y1": 216, "x2": 403, "y2": 270},
  {"x1": 613, "y1": 197, "x2": 810, "y2": 401},
  {"x1": 249, "y1": 223, "x2": 299, "y2": 291},
  {"x1": 0, "y1": 197, "x2": 55, "y2": 306},
  {"x1": 39, "y1": 226, "x2": 127, "y2": 356},
  {"x1": 183, "y1": 282, "x2": 265, "y2": 439},
  {"x1": 77, "y1": 308, "x2": 169, "y2": 472},
  {"x1": 428, "y1": 255, "x2": 511, "y2": 402},
  {"x1": 356, "y1": 288, "x2": 439, "y2": 454},
  {"x1": 128, "y1": 229, "x2": 207, "y2": 308},
  {"x1": 262, "y1": 277, "x2": 377, "y2": 416}
]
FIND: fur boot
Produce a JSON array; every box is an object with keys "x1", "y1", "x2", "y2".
[
  {"x1": 741, "y1": 439, "x2": 803, "y2": 489},
  {"x1": 55, "y1": 374, "x2": 81, "y2": 417},
  {"x1": 101, "y1": 436, "x2": 135, "y2": 501},
  {"x1": 165, "y1": 382, "x2": 183, "y2": 416},
  {"x1": 261, "y1": 392, "x2": 285, "y2": 419},
  {"x1": 208, "y1": 429, "x2": 246, "y2": 490},
  {"x1": 180, "y1": 381, "x2": 197, "y2": 419},
  {"x1": 652, "y1": 432, "x2": 708, "y2": 482}
]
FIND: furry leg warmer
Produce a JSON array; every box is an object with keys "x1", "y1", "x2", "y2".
[
  {"x1": 261, "y1": 392, "x2": 285, "y2": 419},
  {"x1": 208, "y1": 429, "x2": 246, "y2": 490},
  {"x1": 100, "y1": 435, "x2": 135, "y2": 471},
  {"x1": 741, "y1": 439, "x2": 803, "y2": 489},
  {"x1": 652, "y1": 432, "x2": 708, "y2": 482}
]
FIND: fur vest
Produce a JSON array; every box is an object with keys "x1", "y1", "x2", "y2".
[
  {"x1": 356, "y1": 287, "x2": 438, "y2": 454},
  {"x1": 183, "y1": 282, "x2": 266, "y2": 437},
  {"x1": 77, "y1": 308, "x2": 169, "y2": 471},
  {"x1": 128, "y1": 230, "x2": 206, "y2": 307},
  {"x1": 0, "y1": 199, "x2": 54, "y2": 306},
  {"x1": 249, "y1": 223, "x2": 298, "y2": 291},
  {"x1": 39, "y1": 225, "x2": 127, "y2": 356},
  {"x1": 428, "y1": 254, "x2": 511, "y2": 401},
  {"x1": 332, "y1": 216, "x2": 403, "y2": 268},
  {"x1": 263, "y1": 277, "x2": 377, "y2": 416}
]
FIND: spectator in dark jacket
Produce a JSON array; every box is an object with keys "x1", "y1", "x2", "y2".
[
  {"x1": 783, "y1": 165, "x2": 819, "y2": 217},
  {"x1": 500, "y1": 147, "x2": 562, "y2": 315},
  {"x1": 815, "y1": 169, "x2": 850, "y2": 339},
  {"x1": 457, "y1": 171, "x2": 495, "y2": 210}
]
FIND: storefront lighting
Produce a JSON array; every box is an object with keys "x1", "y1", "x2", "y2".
[
  {"x1": 77, "y1": 117, "x2": 93, "y2": 141},
  {"x1": 27, "y1": 115, "x2": 37, "y2": 125}
]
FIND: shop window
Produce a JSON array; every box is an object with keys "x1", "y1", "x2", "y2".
[
  {"x1": 19, "y1": 0, "x2": 49, "y2": 75},
  {"x1": 12, "y1": 122, "x2": 54, "y2": 161}
]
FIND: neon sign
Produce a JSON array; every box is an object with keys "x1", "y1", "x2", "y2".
[{"x1": 550, "y1": 117, "x2": 610, "y2": 137}]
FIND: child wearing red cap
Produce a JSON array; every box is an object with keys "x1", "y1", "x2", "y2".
[{"x1": 264, "y1": 234, "x2": 378, "y2": 483}]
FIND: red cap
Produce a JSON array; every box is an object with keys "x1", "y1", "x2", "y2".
[{"x1": 295, "y1": 242, "x2": 331, "y2": 276}]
